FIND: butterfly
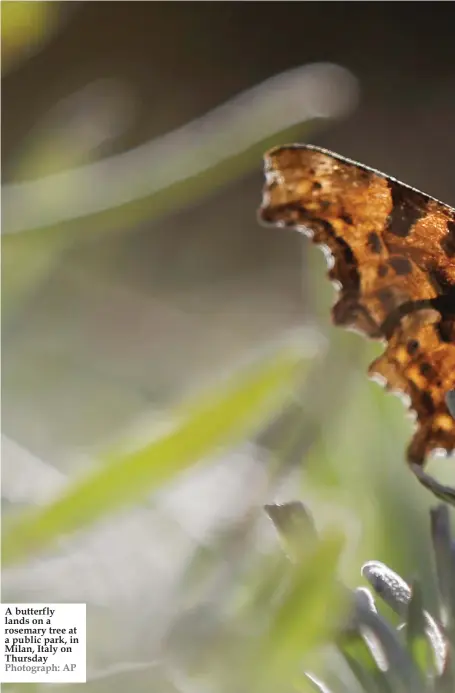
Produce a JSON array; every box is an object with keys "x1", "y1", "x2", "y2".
[{"x1": 259, "y1": 144, "x2": 455, "y2": 502}]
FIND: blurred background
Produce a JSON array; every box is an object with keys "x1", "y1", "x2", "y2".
[{"x1": 2, "y1": 3, "x2": 455, "y2": 691}]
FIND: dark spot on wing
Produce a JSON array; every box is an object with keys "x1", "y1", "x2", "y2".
[
  {"x1": 314, "y1": 219, "x2": 360, "y2": 292},
  {"x1": 332, "y1": 297, "x2": 381, "y2": 337},
  {"x1": 386, "y1": 180, "x2": 426, "y2": 238},
  {"x1": 259, "y1": 201, "x2": 308, "y2": 226},
  {"x1": 390, "y1": 256, "x2": 413, "y2": 276},
  {"x1": 421, "y1": 391, "x2": 435, "y2": 414},
  {"x1": 441, "y1": 220, "x2": 455, "y2": 257},
  {"x1": 407, "y1": 339, "x2": 419, "y2": 355},
  {"x1": 429, "y1": 286, "x2": 455, "y2": 346},
  {"x1": 341, "y1": 213, "x2": 353, "y2": 225},
  {"x1": 378, "y1": 264, "x2": 389, "y2": 278},
  {"x1": 367, "y1": 231, "x2": 382, "y2": 254},
  {"x1": 377, "y1": 287, "x2": 396, "y2": 312},
  {"x1": 436, "y1": 318, "x2": 455, "y2": 343},
  {"x1": 419, "y1": 362, "x2": 433, "y2": 377}
]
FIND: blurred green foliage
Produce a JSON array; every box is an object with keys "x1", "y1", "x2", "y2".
[
  {"x1": 1, "y1": 1, "x2": 60, "y2": 74},
  {"x1": 2, "y1": 342, "x2": 306, "y2": 565},
  {"x1": 3, "y1": 8, "x2": 455, "y2": 691}
]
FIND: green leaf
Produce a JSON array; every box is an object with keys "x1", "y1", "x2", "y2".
[
  {"x1": 2, "y1": 342, "x2": 308, "y2": 566},
  {"x1": 249, "y1": 529, "x2": 346, "y2": 692},
  {"x1": 265, "y1": 500, "x2": 317, "y2": 562}
]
